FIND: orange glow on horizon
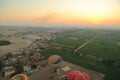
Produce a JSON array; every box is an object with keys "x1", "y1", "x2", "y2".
[
  {"x1": 0, "y1": 0, "x2": 120, "y2": 26},
  {"x1": 1, "y1": 12, "x2": 119, "y2": 25}
]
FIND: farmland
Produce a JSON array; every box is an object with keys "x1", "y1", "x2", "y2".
[
  {"x1": 78, "y1": 31, "x2": 120, "y2": 60},
  {"x1": 49, "y1": 30, "x2": 99, "y2": 48},
  {"x1": 41, "y1": 29, "x2": 120, "y2": 80}
]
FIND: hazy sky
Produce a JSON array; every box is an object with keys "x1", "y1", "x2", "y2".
[{"x1": 0, "y1": 0, "x2": 120, "y2": 26}]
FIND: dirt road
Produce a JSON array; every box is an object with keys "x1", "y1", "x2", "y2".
[{"x1": 74, "y1": 33, "x2": 101, "y2": 54}]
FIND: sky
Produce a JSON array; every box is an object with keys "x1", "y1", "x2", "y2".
[{"x1": 0, "y1": 0, "x2": 120, "y2": 27}]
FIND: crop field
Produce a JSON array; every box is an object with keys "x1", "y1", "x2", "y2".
[
  {"x1": 49, "y1": 30, "x2": 98, "y2": 48},
  {"x1": 41, "y1": 29, "x2": 120, "y2": 80},
  {"x1": 78, "y1": 31, "x2": 120, "y2": 60}
]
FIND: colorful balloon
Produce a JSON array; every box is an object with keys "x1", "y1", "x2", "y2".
[
  {"x1": 48, "y1": 55, "x2": 62, "y2": 67},
  {"x1": 11, "y1": 74, "x2": 28, "y2": 80},
  {"x1": 66, "y1": 70, "x2": 91, "y2": 80}
]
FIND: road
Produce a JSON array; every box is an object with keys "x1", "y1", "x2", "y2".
[{"x1": 73, "y1": 32, "x2": 101, "y2": 54}]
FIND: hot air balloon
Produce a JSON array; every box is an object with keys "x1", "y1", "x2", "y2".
[
  {"x1": 11, "y1": 73, "x2": 28, "y2": 80},
  {"x1": 48, "y1": 55, "x2": 62, "y2": 67},
  {"x1": 66, "y1": 70, "x2": 91, "y2": 80}
]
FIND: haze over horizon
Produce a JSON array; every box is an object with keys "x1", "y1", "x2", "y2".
[{"x1": 0, "y1": 0, "x2": 120, "y2": 28}]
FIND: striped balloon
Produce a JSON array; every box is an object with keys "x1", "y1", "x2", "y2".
[
  {"x1": 48, "y1": 55, "x2": 62, "y2": 67},
  {"x1": 11, "y1": 74, "x2": 28, "y2": 80}
]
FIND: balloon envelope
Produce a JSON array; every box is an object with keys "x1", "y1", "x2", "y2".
[
  {"x1": 11, "y1": 74, "x2": 28, "y2": 80},
  {"x1": 66, "y1": 70, "x2": 91, "y2": 80},
  {"x1": 48, "y1": 55, "x2": 62, "y2": 67}
]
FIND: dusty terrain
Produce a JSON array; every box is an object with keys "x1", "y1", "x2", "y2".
[
  {"x1": 0, "y1": 29, "x2": 40, "y2": 55},
  {"x1": 30, "y1": 61, "x2": 104, "y2": 80}
]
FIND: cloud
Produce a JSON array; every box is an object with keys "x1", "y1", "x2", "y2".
[{"x1": 35, "y1": 13, "x2": 57, "y2": 24}]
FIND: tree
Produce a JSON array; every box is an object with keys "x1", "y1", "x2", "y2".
[
  {"x1": 0, "y1": 40, "x2": 11, "y2": 46},
  {"x1": 5, "y1": 52, "x2": 13, "y2": 59}
]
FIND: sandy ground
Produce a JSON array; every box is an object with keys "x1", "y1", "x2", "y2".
[
  {"x1": 29, "y1": 61, "x2": 104, "y2": 80},
  {"x1": 0, "y1": 35, "x2": 40, "y2": 55},
  {"x1": 0, "y1": 37, "x2": 31, "y2": 54},
  {"x1": 0, "y1": 29, "x2": 17, "y2": 36},
  {"x1": 0, "y1": 29, "x2": 40, "y2": 55}
]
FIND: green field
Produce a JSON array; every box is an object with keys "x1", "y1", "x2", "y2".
[
  {"x1": 41, "y1": 30, "x2": 120, "y2": 80},
  {"x1": 78, "y1": 31, "x2": 120, "y2": 60},
  {"x1": 41, "y1": 48, "x2": 106, "y2": 72},
  {"x1": 49, "y1": 30, "x2": 98, "y2": 48}
]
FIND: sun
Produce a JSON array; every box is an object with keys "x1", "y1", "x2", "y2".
[{"x1": 79, "y1": 0, "x2": 114, "y2": 24}]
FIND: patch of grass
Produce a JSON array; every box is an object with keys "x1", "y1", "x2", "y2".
[
  {"x1": 49, "y1": 30, "x2": 97, "y2": 48},
  {"x1": 79, "y1": 32, "x2": 120, "y2": 60}
]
